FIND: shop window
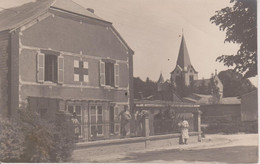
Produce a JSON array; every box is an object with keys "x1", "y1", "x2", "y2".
[
  {"x1": 90, "y1": 105, "x2": 103, "y2": 136},
  {"x1": 110, "y1": 106, "x2": 120, "y2": 134},
  {"x1": 67, "y1": 105, "x2": 82, "y2": 137}
]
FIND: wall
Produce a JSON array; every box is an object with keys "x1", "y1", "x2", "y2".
[
  {"x1": 19, "y1": 12, "x2": 131, "y2": 104},
  {"x1": 241, "y1": 90, "x2": 258, "y2": 121},
  {"x1": 17, "y1": 10, "x2": 134, "y2": 141},
  {"x1": 73, "y1": 132, "x2": 200, "y2": 158},
  {"x1": 200, "y1": 104, "x2": 241, "y2": 124},
  {"x1": 0, "y1": 31, "x2": 10, "y2": 116}
]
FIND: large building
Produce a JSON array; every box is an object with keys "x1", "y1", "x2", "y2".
[
  {"x1": 0, "y1": 0, "x2": 134, "y2": 142},
  {"x1": 170, "y1": 34, "x2": 223, "y2": 97},
  {"x1": 170, "y1": 34, "x2": 198, "y2": 86}
]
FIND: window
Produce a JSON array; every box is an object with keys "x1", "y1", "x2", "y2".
[
  {"x1": 100, "y1": 61, "x2": 119, "y2": 87},
  {"x1": 74, "y1": 60, "x2": 89, "y2": 83},
  {"x1": 45, "y1": 54, "x2": 57, "y2": 82},
  {"x1": 110, "y1": 106, "x2": 120, "y2": 134},
  {"x1": 105, "y1": 62, "x2": 114, "y2": 86},
  {"x1": 38, "y1": 108, "x2": 47, "y2": 119},
  {"x1": 189, "y1": 75, "x2": 194, "y2": 82},
  {"x1": 37, "y1": 51, "x2": 64, "y2": 84},
  {"x1": 90, "y1": 105, "x2": 103, "y2": 136},
  {"x1": 68, "y1": 105, "x2": 82, "y2": 137}
]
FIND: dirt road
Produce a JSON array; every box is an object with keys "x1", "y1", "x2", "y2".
[{"x1": 72, "y1": 133, "x2": 258, "y2": 163}]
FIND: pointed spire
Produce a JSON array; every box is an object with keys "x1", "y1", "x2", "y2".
[
  {"x1": 176, "y1": 32, "x2": 192, "y2": 70},
  {"x1": 158, "y1": 72, "x2": 164, "y2": 83}
]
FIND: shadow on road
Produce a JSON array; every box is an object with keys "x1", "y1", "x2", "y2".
[{"x1": 119, "y1": 146, "x2": 258, "y2": 163}]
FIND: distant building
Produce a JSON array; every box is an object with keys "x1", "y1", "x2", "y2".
[
  {"x1": 170, "y1": 34, "x2": 223, "y2": 98},
  {"x1": 0, "y1": 0, "x2": 134, "y2": 141},
  {"x1": 170, "y1": 34, "x2": 198, "y2": 86},
  {"x1": 192, "y1": 72, "x2": 223, "y2": 98},
  {"x1": 241, "y1": 90, "x2": 258, "y2": 122}
]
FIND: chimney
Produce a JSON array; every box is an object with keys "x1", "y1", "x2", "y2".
[{"x1": 87, "y1": 8, "x2": 94, "y2": 13}]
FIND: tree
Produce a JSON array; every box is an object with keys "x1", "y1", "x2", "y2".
[
  {"x1": 208, "y1": 75, "x2": 221, "y2": 104},
  {"x1": 218, "y1": 69, "x2": 256, "y2": 97},
  {"x1": 210, "y1": 0, "x2": 257, "y2": 78}
]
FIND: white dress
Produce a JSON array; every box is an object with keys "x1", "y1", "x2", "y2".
[{"x1": 181, "y1": 120, "x2": 189, "y2": 139}]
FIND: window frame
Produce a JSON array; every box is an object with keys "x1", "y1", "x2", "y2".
[
  {"x1": 90, "y1": 105, "x2": 104, "y2": 136},
  {"x1": 67, "y1": 105, "x2": 83, "y2": 138}
]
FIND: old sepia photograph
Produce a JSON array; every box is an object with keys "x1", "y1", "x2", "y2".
[{"x1": 0, "y1": 0, "x2": 258, "y2": 163}]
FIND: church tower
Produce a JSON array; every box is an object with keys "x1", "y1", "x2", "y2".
[{"x1": 170, "y1": 34, "x2": 198, "y2": 86}]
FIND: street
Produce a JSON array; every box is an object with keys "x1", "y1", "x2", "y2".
[{"x1": 72, "y1": 134, "x2": 258, "y2": 163}]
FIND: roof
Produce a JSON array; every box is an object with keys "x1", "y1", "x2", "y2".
[
  {"x1": 176, "y1": 35, "x2": 191, "y2": 69},
  {"x1": 157, "y1": 73, "x2": 164, "y2": 83},
  {"x1": 241, "y1": 89, "x2": 257, "y2": 97},
  {"x1": 184, "y1": 94, "x2": 241, "y2": 105},
  {"x1": 0, "y1": 0, "x2": 110, "y2": 31},
  {"x1": 134, "y1": 99, "x2": 200, "y2": 108},
  {"x1": 193, "y1": 79, "x2": 211, "y2": 87},
  {"x1": 218, "y1": 97, "x2": 241, "y2": 105}
]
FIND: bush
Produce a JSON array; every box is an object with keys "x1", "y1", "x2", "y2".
[
  {"x1": 0, "y1": 106, "x2": 75, "y2": 162},
  {"x1": 17, "y1": 107, "x2": 56, "y2": 162},
  {"x1": 0, "y1": 115, "x2": 25, "y2": 162},
  {"x1": 50, "y1": 112, "x2": 75, "y2": 162}
]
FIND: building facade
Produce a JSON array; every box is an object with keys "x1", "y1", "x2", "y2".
[{"x1": 0, "y1": 0, "x2": 134, "y2": 142}]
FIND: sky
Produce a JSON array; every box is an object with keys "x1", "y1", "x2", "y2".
[{"x1": 0, "y1": 0, "x2": 258, "y2": 86}]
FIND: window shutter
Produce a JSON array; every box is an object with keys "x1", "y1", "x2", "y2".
[
  {"x1": 100, "y1": 61, "x2": 105, "y2": 86},
  {"x1": 58, "y1": 56, "x2": 64, "y2": 84},
  {"x1": 37, "y1": 52, "x2": 45, "y2": 82},
  {"x1": 114, "y1": 106, "x2": 119, "y2": 121},
  {"x1": 114, "y1": 63, "x2": 119, "y2": 87}
]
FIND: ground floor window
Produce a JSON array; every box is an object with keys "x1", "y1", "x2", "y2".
[
  {"x1": 90, "y1": 105, "x2": 104, "y2": 137},
  {"x1": 68, "y1": 105, "x2": 82, "y2": 137},
  {"x1": 110, "y1": 106, "x2": 120, "y2": 134}
]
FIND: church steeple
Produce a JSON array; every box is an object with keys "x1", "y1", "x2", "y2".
[
  {"x1": 170, "y1": 32, "x2": 198, "y2": 86},
  {"x1": 176, "y1": 34, "x2": 192, "y2": 69}
]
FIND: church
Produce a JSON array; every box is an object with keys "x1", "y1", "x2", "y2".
[
  {"x1": 170, "y1": 34, "x2": 198, "y2": 86},
  {"x1": 169, "y1": 34, "x2": 223, "y2": 99}
]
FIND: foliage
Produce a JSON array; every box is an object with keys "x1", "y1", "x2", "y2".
[
  {"x1": 17, "y1": 107, "x2": 56, "y2": 162},
  {"x1": 134, "y1": 77, "x2": 157, "y2": 99},
  {"x1": 0, "y1": 115, "x2": 25, "y2": 162},
  {"x1": 210, "y1": 0, "x2": 257, "y2": 78},
  {"x1": 218, "y1": 69, "x2": 256, "y2": 97},
  {"x1": 50, "y1": 112, "x2": 75, "y2": 162},
  {"x1": 0, "y1": 106, "x2": 75, "y2": 163}
]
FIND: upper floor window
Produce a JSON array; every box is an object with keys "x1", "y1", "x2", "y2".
[
  {"x1": 100, "y1": 60, "x2": 119, "y2": 87},
  {"x1": 105, "y1": 62, "x2": 114, "y2": 86},
  {"x1": 37, "y1": 50, "x2": 64, "y2": 84},
  {"x1": 45, "y1": 54, "x2": 57, "y2": 82}
]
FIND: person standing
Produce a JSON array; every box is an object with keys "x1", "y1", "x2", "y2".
[
  {"x1": 71, "y1": 112, "x2": 80, "y2": 142},
  {"x1": 119, "y1": 106, "x2": 132, "y2": 138},
  {"x1": 180, "y1": 119, "x2": 189, "y2": 144}
]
